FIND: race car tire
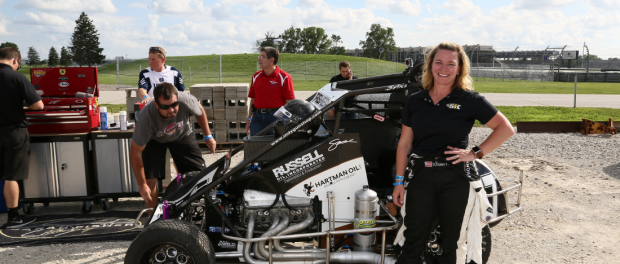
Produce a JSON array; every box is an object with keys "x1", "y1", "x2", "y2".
[
  {"x1": 124, "y1": 219, "x2": 215, "y2": 264},
  {"x1": 423, "y1": 223, "x2": 491, "y2": 264}
]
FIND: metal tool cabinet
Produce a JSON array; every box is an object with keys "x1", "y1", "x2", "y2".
[
  {"x1": 21, "y1": 133, "x2": 95, "y2": 214},
  {"x1": 91, "y1": 129, "x2": 162, "y2": 211}
]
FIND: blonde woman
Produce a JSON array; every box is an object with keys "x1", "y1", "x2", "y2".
[{"x1": 392, "y1": 42, "x2": 514, "y2": 263}]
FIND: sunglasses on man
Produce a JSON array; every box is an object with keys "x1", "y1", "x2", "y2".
[
  {"x1": 158, "y1": 101, "x2": 179, "y2": 110},
  {"x1": 149, "y1": 47, "x2": 165, "y2": 58},
  {"x1": 14, "y1": 57, "x2": 21, "y2": 71}
]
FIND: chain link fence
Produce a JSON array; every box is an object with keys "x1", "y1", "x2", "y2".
[{"x1": 102, "y1": 56, "x2": 406, "y2": 89}]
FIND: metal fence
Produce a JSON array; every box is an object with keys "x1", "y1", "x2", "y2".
[
  {"x1": 107, "y1": 56, "x2": 406, "y2": 89},
  {"x1": 470, "y1": 64, "x2": 555, "y2": 82}
]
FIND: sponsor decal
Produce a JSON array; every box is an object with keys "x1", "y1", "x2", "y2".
[
  {"x1": 75, "y1": 100, "x2": 83, "y2": 103},
  {"x1": 272, "y1": 150, "x2": 325, "y2": 183},
  {"x1": 373, "y1": 114, "x2": 385, "y2": 122},
  {"x1": 140, "y1": 78, "x2": 146, "y2": 85},
  {"x1": 59, "y1": 82, "x2": 70, "y2": 87},
  {"x1": 354, "y1": 219, "x2": 377, "y2": 229},
  {"x1": 218, "y1": 240, "x2": 237, "y2": 249},
  {"x1": 157, "y1": 131, "x2": 165, "y2": 137},
  {"x1": 59, "y1": 69, "x2": 66, "y2": 75},
  {"x1": 179, "y1": 77, "x2": 184, "y2": 84},
  {"x1": 425, "y1": 161, "x2": 433, "y2": 167},
  {"x1": 386, "y1": 83, "x2": 407, "y2": 90},
  {"x1": 328, "y1": 138, "x2": 357, "y2": 151},
  {"x1": 48, "y1": 100, "x2": 62, "y2": 105},
  {"x1": 34, "y1": 70, "x2": 46, "y2": 77},
  {"x1": 58, "y1": 76, "x2": 68, "y2": 81},
  {"x1": 446, "y1": 103, "x2": 461, "y2": 110},
  {"x1": 307, "y1": 164, "x2": 363, "y2": 190},
  {"x1": 208, "y1": 226, "x2": 231, "y2": 233},
  {"x1": 269, "y1": 80, "x2": 278, "y2": 86},
  {"x1": 337, "y1": 128, "x2": 345, "y2": 134},
  {"x1": 77, "y1": 74, "x2": 85, "y2": 78},
  {"x1": 303, "y1": 182, "x2": 315, "y2": 196},
  {"x1": 485, "y1": 216, "x2": 492, "y2": 222}
]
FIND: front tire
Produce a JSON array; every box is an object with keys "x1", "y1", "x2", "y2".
[{"x1": 124, "y1": 219, "x2": 216, "y2": 264}]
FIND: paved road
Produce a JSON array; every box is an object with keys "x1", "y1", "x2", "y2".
[{"x1": 99, "y1": 90, "x2": 620, "y2": 109}]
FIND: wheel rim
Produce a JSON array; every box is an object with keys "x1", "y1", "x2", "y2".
[{"x1": 139, "y1": 242, "x2": 194, "y2": 264}]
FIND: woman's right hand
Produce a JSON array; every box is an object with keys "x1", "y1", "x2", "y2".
[{"x1": 392, "y1": 185, "x2": 405, "y2": 207}]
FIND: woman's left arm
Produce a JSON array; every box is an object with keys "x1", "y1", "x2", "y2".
[
  {"x1": 446, "y1": 111, "x2": 514, "y2": 163},
  {"x1": 477, "y1": 111, "x2": 515, "y2": 156}
]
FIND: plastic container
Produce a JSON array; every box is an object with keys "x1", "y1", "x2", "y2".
[
  {"x1": 119, "y1": 111, "x2": 127, "y2": 131},
  {"x1": 100, "y1": 106, "x2": 108, "y2": 130}
]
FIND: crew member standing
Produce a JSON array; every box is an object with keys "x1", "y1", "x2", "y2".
[
  {"x1": 329, "y1": 60, "x2": 358, "y2": 119},
  {"x1": 138, "y1": 46, "x2": 185, "y2": 103},
  {"x1": 0, "y1": 47, "x2": 43, "y2": 228},
  {"x1": 392, "y1": 42, "x2": 514, "y2": 264},
  {"x1": 245, "y1": 47, "x2": 295, "y2": 136},
  {"x1": 131, "y1": 83, "x2": 216, "y2": 210}
]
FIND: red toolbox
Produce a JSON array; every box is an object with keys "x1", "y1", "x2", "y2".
[{"x1": 26, "y1": 67, "x2": 100, "y2": 134}]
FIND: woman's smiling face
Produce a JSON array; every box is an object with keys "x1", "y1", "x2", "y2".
[{"x1": 431, "y1": 49, "x2": 461, "y2": 88}]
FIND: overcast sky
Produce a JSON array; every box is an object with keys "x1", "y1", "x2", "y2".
[{"x1": 1, "y1": 0, "x2": 620, "y2": 60}]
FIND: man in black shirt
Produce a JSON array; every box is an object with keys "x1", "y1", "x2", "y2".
[
  {"x1": 0, "y1": 47, "x2": 43, "y2": 228},
  {"x1": 329, "y1": 60, "x2": 358, "y2": 119}
]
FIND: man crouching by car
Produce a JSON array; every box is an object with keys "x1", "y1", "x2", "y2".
[{"x1": 131, "y1": 83, "x2": 216, "y2": 210}]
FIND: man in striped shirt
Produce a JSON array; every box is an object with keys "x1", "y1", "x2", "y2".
[{"x1": 138, "y1": 46, "x2": 185, "y2": 103}]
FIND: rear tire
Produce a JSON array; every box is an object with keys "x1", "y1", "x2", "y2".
[{"x1": 124, "y1": 219, "x2": 215, "y2": 264}]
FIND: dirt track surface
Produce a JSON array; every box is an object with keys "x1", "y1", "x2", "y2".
[{"x1": 1, "y1": 128, "x2": 619, "y2": 263}]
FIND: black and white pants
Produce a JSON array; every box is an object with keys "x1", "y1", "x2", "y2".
[{"x1": 397, "y1": 164, "x2": 471, "y2": 264}]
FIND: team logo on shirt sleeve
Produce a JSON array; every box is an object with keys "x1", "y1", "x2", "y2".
[{"x1": 446, "y1": 103, "x2": 461, "y2": 110}]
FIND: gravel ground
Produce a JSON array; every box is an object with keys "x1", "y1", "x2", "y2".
[{"x1": 1, "y1": 127, "x2": 619, "y2": 263}]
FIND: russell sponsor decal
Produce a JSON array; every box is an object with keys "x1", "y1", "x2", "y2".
[{"x1": 272, "y1": 150, "x2": 325, "y2": 183}]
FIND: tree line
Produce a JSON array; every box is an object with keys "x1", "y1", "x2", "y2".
[
  {"x1": 0, "y1": 11, "x2": 105, "y2": 68},
  {"x1": 254, "y1": 23, "x2": 398, "y2": 60}
]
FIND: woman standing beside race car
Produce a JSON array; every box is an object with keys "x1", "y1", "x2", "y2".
[{"x1": 392, "y1": 42, "x2": 515, "y2": 264}]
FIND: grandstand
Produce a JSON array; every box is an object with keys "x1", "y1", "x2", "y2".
[{"x1": 345, "y1": 45, "x2": 560, "y2": 65}]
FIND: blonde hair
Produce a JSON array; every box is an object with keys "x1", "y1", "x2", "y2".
[
  {"x1": 421, "y1": 42, "x2": 473, "y2": 92},
  {"x1": 149, "y1": 46, "x2": 166, "y2": 60}
]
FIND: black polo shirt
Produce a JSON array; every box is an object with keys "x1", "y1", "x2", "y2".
[
  {"x1": 401, "y1": 88, "x2": 497, "y2": 157},
  {"x1": 0, "y1": 63, "x2": 41, "y2": 128}
]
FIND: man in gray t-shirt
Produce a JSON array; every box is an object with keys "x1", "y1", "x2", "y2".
[{"x1": 131, "y1": 83, "x2": 216, "y2": 209}]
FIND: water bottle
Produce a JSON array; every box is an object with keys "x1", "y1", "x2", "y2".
[
  {"x1": 119, "y1": 111, "x2": 127, "y2": 131},
  {"x1": 100, "y1": 106, "x2": 108, "y2": 131}
]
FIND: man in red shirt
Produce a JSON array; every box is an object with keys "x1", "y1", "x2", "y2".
[{"x1": 245, "y1": 47, "x2": 295, "y2": 136}]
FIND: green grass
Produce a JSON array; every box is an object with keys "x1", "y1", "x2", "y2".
[
  {"x1": 473, "y1": 80, "x2": 620, "y2": 94},
  {"x1": 99, "y1": 53, "x2": 407, "y2": 87},
  {"x1": 16, "y1": 55, "x2": 620, "y2": 94},
  {"x1": 99, "y1": 104, "x2": 620, "y2": 126},
  {"x1": 496, "y1": 106, "x2": 620, "y2": 125}
]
